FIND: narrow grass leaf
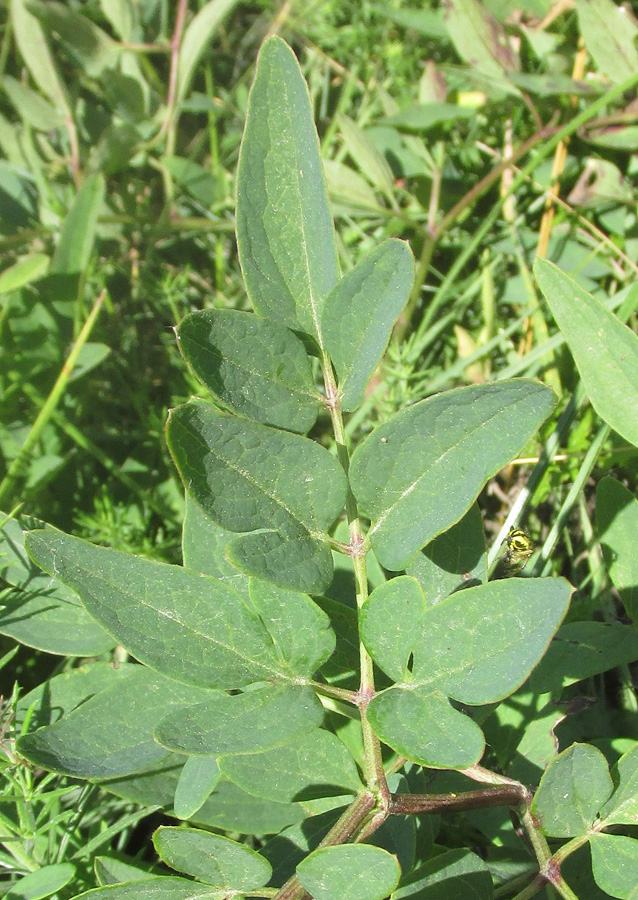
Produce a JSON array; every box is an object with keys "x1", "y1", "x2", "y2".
[
  {"x1": 596, "y1": 477, "x2": 638, "y2": 620},
  {"x1": 236, "y1": 36, "x2": 339, "y2": 343},
  {"x1": 17, "y1": 666, "x2": 216, "y2": 779},
  {"x1": 219, "y1": 728, "x2": 363, "y2": 802},
  {"x1": 368, "y1": 687, "x2": 484, "y2": 768},
  {"x1": 323, "y1": 240, "x2": 414, "y2": 412},
  {"x1": 349, "y1": 380, "x2": 555, "y2": 570},
  {"x1": 532, "y1": 744, "x2": 613, "y2": 837},
  {"x1": 177, "y1": 309, "x2": 319, "y2": 433},
  {"x1": 25, "y1": 530, "x2": 287, "y2": 689},
  {"x1": 535, "y1": 258, "x2": 638, "y2": 448},
  {"x1": 154, "y1": 826, "x2": 271, "y2": 890},
  {"x1": 154, "y1": 684, "x2": 322, "y2": 756},
  {"x1": 297, "y1": 844, "x2": 401, "y2": 900},
  {"x1": 167, "y1": 401, "x2": 347, "y2": 593}
]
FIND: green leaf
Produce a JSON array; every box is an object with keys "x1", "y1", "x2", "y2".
[
  {"x1": 444, "y1": 0, "x2": 519, "y2": 78},
  {"x1": 1, "y1": 75, "x2": 64, "y2": 130},
  {"x1": 181, "y1": 494, "x2": 250, "y2": 596},
  {"x1": 367, "y1": 577, "x2": 570, "y2": 767},
  {"x1": 17, "y1": 666, "x2": 215, "y2": 779},
  {"x1": 337, "y1": 115, "x2": 396, "y2": 201},
  {"x1": 590, "y1": 834, "x2": 638, "y2": 899},
  {"x1": 11, "y1": 0, "x2": 72, "y2": 117},
  {"x1": 0, "y1": 584, "x2": 116, "y2": 657},
  {"x1": 100, "y1": 755, "x2": 189, "y2": 810},
  {"x1": 535, "y1": 258, "x2": 638, "y2": 448},
  {"x1": 529, "y1": 622, "x2": 638, "y2": 693},
  {"x1": 410, "y1": 578, "x2": 571, "y2": 703},
  {"x1": 297, "y1": 844, "x2": 401, "y2": 900},
  {"x1": 173, "y1": 756, "x2": 221, "y2": 820},
  {"x1": 176, "y1": 0, "x2": 240, "y2": 106},
  {"x1": 368, "y1": 687, "x2": 484, "y2": 768},
  {"x1": 406, "y1": 502, "x2": 487, "y2": 605},
  {"x1": 219, "y1": 728, "x2": 363, "y2": 802},
  {"x1": 154, "y1": 826, "x2": 271, "y2": 890},
  {"x1": 262, "y1": 808, "x2": 345, "y2": 885},
  {"x1": 177, "y1": 309, "x2": 319, "y2": 433},
  {"x1": 167, "y1": 401, "x2": 347, "y2": 593},
  {"x1": 94, "y1": 857, "x2": 156, "y2": 887},
  {"x1": 194, "y1": 778, "x2": 306, "y2": 834},
  {"x1": 15, "y1": 662, "x2": 131, "y2": 731},
  {"x1": 600, "y1": 743, "x2": 638, "y2": 827},
  {"x1": 349, "y1": 380, "x2": 555, "y2": 570},
  {"x1": 380, "y1": 104, "x2": 475, "y2": 131},
  {"x1": 163, "y1": 155, "x2": 217, "y2": 204},
  {"x1": 322, "y1": 240, "x2": 414, "y2": 412},
  {"x1": 155, "y1": 684, "x2": 323, "y2": 756},
  {"x1": 25, "y1": 1, "x2": 120, "y2": 76},
  {"x1": 88, "y1": 122, "x2": 141, "y2": 175},
  {"x1": 50, "y1": 173, "x2": 105, "y2": 275},
  {"x1": 360, "y1": 577, "x2": 427, "y2": 683},
  {"x1": 323, "y1": 158, "x2": 381, "y2": 212},
  {"x1": 596, "y1": 477, "x2": 638, "y2": 620},
  {"x1": 0, "y1": 514, "x2": 115, "y2": 656},
  {"x1": 236, "y1": 36, "x2": 339, "y2": 343},
  {"x1": 393, "y1": 847, "x2": 492, "y2": 900},
  {"x1": 59, "y1": 878, "x2": 224, "y2": 899},
  {"x1": 248, "y1": 578, "x2": 335, "y2": 677},
  {"x1": 4, "y1": 863, "x2": 75, "y2": 900},
  {"x1": 531, "y1": 743, "x2": 613, "y2": 838},
  {"x1": 576, "y1": 0, "x2": 638, "y2": 85},
  {"x1": 25, "y1": 530, "x2": 288, "y2": 689},
  {"x1": 0, "y1": 253, "x2": 49, "y2": 293}
]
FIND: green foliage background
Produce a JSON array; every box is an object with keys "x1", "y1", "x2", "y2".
[{"x1": 3, "y1": 0, "x2": 638, "y2": 898}]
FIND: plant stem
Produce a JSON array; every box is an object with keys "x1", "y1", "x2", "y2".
[
  {"x1": 389, "y1": 785, "x2": 526, "y2": 815},
  {"x1": 321, "y1": 352, "x2": 389, "y2": 807},
  {"x1": 0, "y1": 290, "x2": 106, "y2": 508},
  {"x1": 274, "y1": 792, "x2": 377, "y2": 900}
]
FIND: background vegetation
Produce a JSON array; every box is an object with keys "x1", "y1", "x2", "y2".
[{"x1": 2, "y1": 0, "x2": 638, "y2": 897}]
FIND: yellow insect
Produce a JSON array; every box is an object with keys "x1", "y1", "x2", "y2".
[{"x1": 503, "y1": 527, "x2": 534, "y2": 570}]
